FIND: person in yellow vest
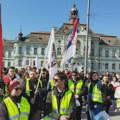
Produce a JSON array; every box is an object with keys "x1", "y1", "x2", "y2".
[
  {"x1": 0, "y1": 80, "x2": 30, "y2": 120},
  {"x1": 68, "y1": 71, "x2": 84, "y2": 120},
  {"x1": 48, "y1": 79, "x2": 54, "y2": 90},
  {"x1": 22, "y1": 70, "x2": 42, "y2": 120},
  {"x1": 85, "y1": 72, "x2": 106, "y2": 120},
  {"x1": 45, "y1": 72, "x2": 76, "y2": 120}
]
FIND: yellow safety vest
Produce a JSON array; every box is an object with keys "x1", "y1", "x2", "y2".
[
  {"x1": 4, "y1": 96, "x2": 30, "y2": 120},
  {"x1": 52, "y1": 90, "x2": 73, "y2": 115},
  {"x1": 68, "y1": 79, "x2": 83, "y2": 94},
  {"x1": 50, "y1": 79, "x2": 54, "y2": 90},
  {"x1": 88, "y1": 82, "x2": 103, "y2": 103},
  {"x1": 26, "y1": 78, "x2": 42, "y2": 96}
]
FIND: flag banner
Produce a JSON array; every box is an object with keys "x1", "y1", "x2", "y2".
[
  {"x1": 22, "y1": 57, "x2": 26, "y2": 67},
  {"x1": 61, "y1": 18, "x2": 79, "y2": 65},
  {"x1": 35, "y1": 55, "x2": 40, "y2": 71},
  {"x1": 0, "y1": 3, "x2": 3, "y2": 79},
  {"x1": 29, "y1": 58, "x2": 33, "y2": 68},
  {"x1": 44, "y1": 28, "x2": 57, "y2": 81}
]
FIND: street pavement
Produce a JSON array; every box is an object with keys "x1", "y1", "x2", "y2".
[{"x1": 81, "y1": 105, "x2": 120, "y2": 120}]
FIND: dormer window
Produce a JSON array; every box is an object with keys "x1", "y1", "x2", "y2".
[
  {"x1": 39, "y1": 37, "x2": 42, "y2": 40},
  {"x1": 58, "y1": 40, "x2": 61, "y2": 43}
]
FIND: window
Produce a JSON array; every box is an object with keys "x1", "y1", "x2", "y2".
[
  {"x1": 105, "y1": 50, "x2": 109, "y2": 57},
  {"x1": 19, "y1": 47, "x2": 22, "y2": 54},
  {"x1": 105, "y1": 63, "x2": 108, "y2": 69},
  {"x1": 33, "y1": 61, "x2": 35, "y2": 66},
  {"x1": 18, "y1": 60, "x2": 22, "y2": 66},
  {"x1": 41, "y1": 48, "x2": 45, "y2": 55},
  {"x1": 84, "y1": 46, "x2": 85, "y2": 56},
  {"x1": 8, "y1": 52, "x2": 11, "y2": 57},
  {"x1": 76, "y1": 48, "x2": 78, "y2": 54},
  {"x1": 41, "y1": 61, "x2": 43, "y2": 66},
  {"x1": 112, "y1": 64, "x2": 115, "y2": 70},
  {"x1": 57, "y1": 48, "x2": 61, "y2": 55},
  {"x1": 26, "y1": 60, "x2": 29, "y2": 65},
  {"x1": 91, "y1": 62, "x2": 94, "y2": 69},
  {"x1": 91, "y1": 41, "x2": 94, "y2": 45},
  {"x1": 91, "y1": 49, "x2": 94, "y2": 56},
  {"x1": 98, "y1": 63, "x2": 100, "y2": 69},
  {"x1": 26, "y1": 46, "x2": 30, "y2": 54},
  {"x1": 112, "y1": 50, "x2": 116, "y2": 57},
  {"x1": 14, "y1": 47, "x2": 16, "y2": 54},
  {"x1": 34, "y1": 48, "x2": 37, "y2": 55},
  {"x1": 8, "y1": 62, "x2": 11, "y2": 67},
  {"x1": 57, "y1": 61, "x2": 60, "y2": 67}
]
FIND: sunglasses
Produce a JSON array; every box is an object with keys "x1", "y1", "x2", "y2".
[
  {"x1": 53, "y1": 78, "x2": 60, "y2": 82},
  {"x1": 72, "y1": 75, "x2": 77, "y2": 76},
  {"x1": 14, "y1": 87, "x2": 22, "y2": 91},
  {"x1": 42, "y1": 73, "x2": 45, "y2": 74}
]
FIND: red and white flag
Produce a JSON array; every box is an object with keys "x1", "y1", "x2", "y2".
[
  {"x1": 0, "y1": 3, "x2": 3, "y2": 79},
  {"x1": 61, "y1": 18, "x2": 79, "y2": 65}
]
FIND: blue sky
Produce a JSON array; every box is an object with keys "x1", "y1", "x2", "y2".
[{"x1": 1, "y1": 0, "x2": 120, "y2": 39}]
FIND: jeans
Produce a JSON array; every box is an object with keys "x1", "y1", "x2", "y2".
[{"x1": 89, "y1": 104, "x2": 103, "y2": 120}]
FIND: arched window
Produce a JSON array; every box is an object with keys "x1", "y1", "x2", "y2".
[{"x1": 57, "y1": 48, "x2": 61, "y2": 55}]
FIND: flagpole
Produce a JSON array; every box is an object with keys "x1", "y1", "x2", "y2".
[{"x1": 84, "y1": 0, "x2": 90, "y2": 76}]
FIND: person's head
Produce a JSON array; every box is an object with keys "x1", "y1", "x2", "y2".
[
  {"x1": 53, "y1": 72, "x2": 67, "y2": 88},
  {"x1": 99, "y1": 74, "x2": 103, "y2": 80},
  {"x1": 86, "y1": 73, "x2": 90, "y2": 79},
  {"x1": 29, "y1": 71, "x2": 36, "y2": 80},
  {"x1": 90, "y1": 72, "x2": 99, "y2": 81},
  {"x1": 8, "y1": 67, "x2": 15, "y2": 78},
  {"x1": 9, "y1": 80, "x2": 22, "y2": 96},
  {"x1": 32, "y1": 67, "x2": 37, "y2": 72},
  {"x1": 64, "y1": 69, "x2": 69, "y2": 74},
  {"x1": 112, "y1": 72, "x2": 116, "y2": 77},
  {"x1": 22, "y1": 72, "x2": 29, "y2": 80},
  {"x1": 41, "y1": 68, "x2": 47, "y2": 78},
  {"x1": 72, "y1": 71, "x2": 78, "y2": 81},
  {"x1": 105, "y1": 71, "x2": 110, "y2": 76},
  {"x1": 103, "y1": 75, "x2": 109, "y2": 83}
]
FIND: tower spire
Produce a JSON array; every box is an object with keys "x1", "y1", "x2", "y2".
[
  {"x1": 17, "y1": 24, "x2": 23, "y2": 41},
  {"x1": 69, "y1": 4, "x2": 79, "y2": 24}
]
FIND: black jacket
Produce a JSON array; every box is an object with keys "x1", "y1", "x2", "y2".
[{"x1": 22, "y1": 79, "x2": 42, "y2": 111}]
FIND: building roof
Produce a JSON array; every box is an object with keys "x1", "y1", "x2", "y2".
[
  {"x1": 4, "y1": 39, "x2": 15, "y2": 48},
  {"x1": 56, "y1": 23, "x2": 94, "y2": 35},
  {"x1": 99, "y1": 34, "x2": 120, "y2": 46},
  {"x1": 24, "y1": 32, "x2": 50, "y2": 44}
]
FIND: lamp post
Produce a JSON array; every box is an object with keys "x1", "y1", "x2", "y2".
[{"x1": 84, "y1": 0, "x2": 90, "y2": 76}]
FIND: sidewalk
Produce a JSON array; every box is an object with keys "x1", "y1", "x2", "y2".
[{"x1": 81, "y1": 105, "x2": 120, "y2": 120}]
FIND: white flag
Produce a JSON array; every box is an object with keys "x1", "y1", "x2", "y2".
[
  {"x1": 22, "y1": 57, "x2": 26, "y2": 67},
  {"x1": 44, "y1": 28, "x2": 57, "y2": 81},
  {"x1": 35, "y1": 55, "x2": 40, "y2": 71}
]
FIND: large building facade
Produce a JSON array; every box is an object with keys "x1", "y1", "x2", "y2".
[{"x1": 3, "y1": 4, "x2": 120, "y2": 74}]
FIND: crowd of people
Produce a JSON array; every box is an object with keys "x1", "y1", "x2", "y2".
[{"x1": 0, "y1": 66, "x2": 120, "y2": 120}]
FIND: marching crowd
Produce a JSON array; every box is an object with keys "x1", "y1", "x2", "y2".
[{"x1": 0, "y1": 66, "x2": 120, "y2": 120}]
